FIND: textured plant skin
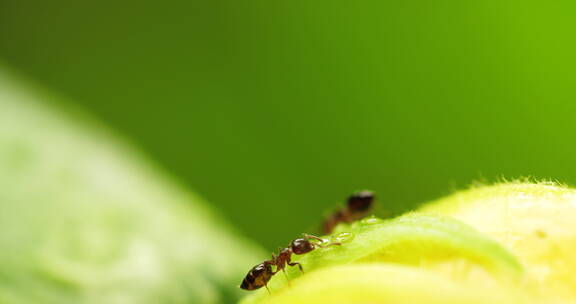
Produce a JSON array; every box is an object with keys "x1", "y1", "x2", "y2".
[
  {"x1": 240, "y1": 182, "x2": 576, "y2": 304},
  {"x1": 421, "y1": 182, "x2": 576, "y2": 303}
]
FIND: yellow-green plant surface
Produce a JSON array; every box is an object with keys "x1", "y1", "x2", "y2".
[
  {"x1": 422, "y1": 182, "x2": 576, "y2": 303},
  {"x1": 241, "y1": 182, "x2": 576, "y2": 304}
]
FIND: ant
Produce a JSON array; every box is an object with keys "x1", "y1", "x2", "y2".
[
  {"x1": 240, "y1": 234, "x2": 341, "y2": 292},
  {"x1": 322, "y1": 190, "x2": 375, "y2": 234}
]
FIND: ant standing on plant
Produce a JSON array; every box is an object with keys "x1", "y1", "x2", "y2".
[
  {"x1": 240, "y1": 191, "x2": 375, "y2": 292},
  {"x1": 240, "y1": 234, "x2": 341, "y2": 292},
  {"x1": 322, "y1": 190, "x2": 375, "y2": 234}
]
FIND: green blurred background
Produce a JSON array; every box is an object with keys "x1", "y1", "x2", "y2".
[{"x1": 1, "y1": 0, "x2": 575, "y2": 250}]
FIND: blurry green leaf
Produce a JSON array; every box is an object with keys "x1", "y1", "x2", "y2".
[{"x1": 0, "y1": 67, "x2": 263, "y2": 303}]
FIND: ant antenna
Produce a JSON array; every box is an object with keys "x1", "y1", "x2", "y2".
[
  {"x1": 303, "y1": 233, "x2": 324, "y2": 242},
  {"x1": 303, "y1": 233, "x2": 341, "y2": 247}
]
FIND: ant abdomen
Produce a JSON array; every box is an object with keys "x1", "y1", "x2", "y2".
[
  {"x1": 347, "y1": 190, "x2": 375, "y2": 212},
  {"x1": 323, "y1": 190, "x2": 376, "y2": 234},
  {"x1": 240, "y1": 262, "x2": 274, "y2": 291}
]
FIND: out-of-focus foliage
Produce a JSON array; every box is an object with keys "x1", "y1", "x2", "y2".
[
  {"x1": 1, "y1": 0, "x2": 576, "y2": 250},
  {"x1": 0, "y1": 68, "x2": 263, "y2": 303}
]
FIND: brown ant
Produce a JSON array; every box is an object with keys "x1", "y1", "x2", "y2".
[
  {"x1": 240, "y1": 234, "x2": 341, "y2": 292},
  {"x1": 322, "y1": 190, "x2": 375, "y2": 234}
]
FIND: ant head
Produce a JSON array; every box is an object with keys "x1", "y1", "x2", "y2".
[
  {"x1": 347, "y1": 190, "x2": 375, "y2": 212},
  {"x1": 291, "y1": 238, "x2": 314, "y2": 254}
]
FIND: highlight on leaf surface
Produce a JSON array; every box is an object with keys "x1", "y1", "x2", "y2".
[
  {"x1": 240, "y1": 213, "x2": 523, "y2": 304},
  {"x1": 257, "y1": 264, "x2": 525, "y2": 304}
]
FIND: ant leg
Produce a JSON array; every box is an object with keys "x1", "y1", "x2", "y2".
[
  {"x1": 269, "y1": 254, "x2": 280, "y2": 274},
  {"x1": 303, "y1": 234, "x2": 325, "y2": 242},
  {"x1": 315, "y1": 241, "x2": 341, "y2": 248},
  {"x1": 272, "y1": 251, "x2": 282, "y2": 263},
  {"x1": 265, "y1": 257, "x2": 276, "y2": 271},
  {"x1": 288, "y1": 262, "x2": 304, "y2": 273},
  {"x1": 282, "y1": 268, "x2": 292, "y2": 286},
  {"x1": 264, "y1": 283, "x2": 271, "y2": 294}
]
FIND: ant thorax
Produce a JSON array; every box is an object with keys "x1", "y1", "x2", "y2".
[{"x1": 274, "y1": 248, "x2": 292, "y2": 271}]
